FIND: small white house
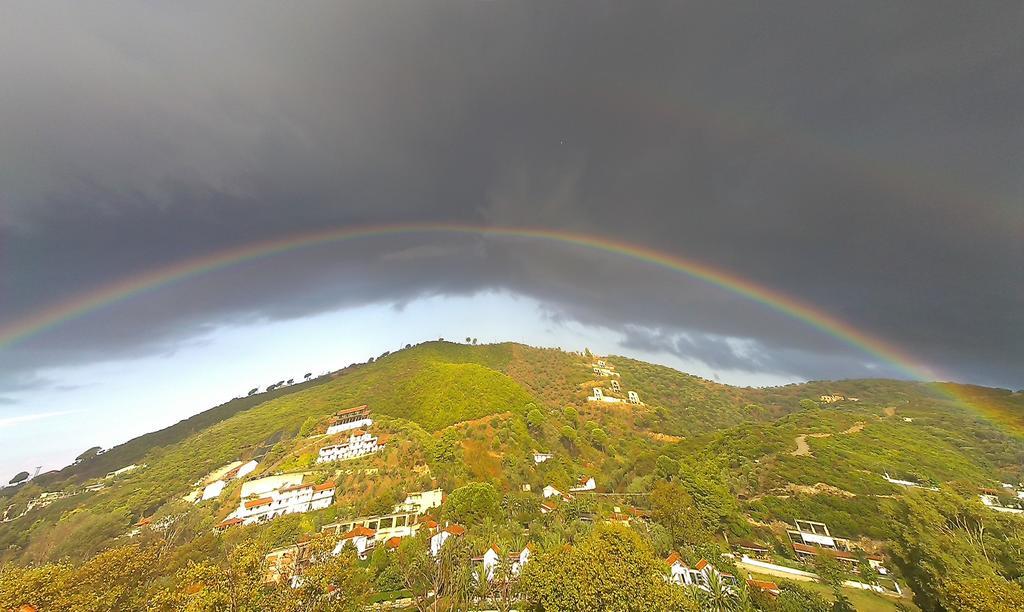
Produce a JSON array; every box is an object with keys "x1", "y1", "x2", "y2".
[
  {"x1": 511, "y1": 545, "x2": 532, "y2": 575},
  {"x1": 201, "y1": 479, "x2": 226, "y2": 501},
  {"x1": 430, "y1": 524, "x2": 466, "y2": 556},
  {"x1": 570, "y1": 476, "x2": 596, "y2": 492},
  {"x1": 588, "y1": 387, "x2": 621, "y2": 403},
  {"x1": 334, "y1": 526, "x2": 376, "y2": 559},
  {"x1": 627, "y1": 391, "x2": 641, "y2": 405},
  {"x1": 542, "y1": 485, "x2": 565, "y2": 499},
  {"x1": 609, "y1": 380, "x2": 621, "y2": 392},
  {"x1": 532, "y1": 451, "x2": 554, "y2": 464},
  {"x1": 474, "y1": 545, "x2": 502, "y2": 582},
  {"x1": 665, "y1": 552, "x2": 688, "y2": 585}
]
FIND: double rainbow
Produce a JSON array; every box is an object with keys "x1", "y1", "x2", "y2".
[{"x1": 2, "y1": 223, "x2": 940, "y2": 384}]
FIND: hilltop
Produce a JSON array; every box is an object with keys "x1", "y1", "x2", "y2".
[{"x1": 2, "y1": 340, "x2": 1024, "y2": 610}]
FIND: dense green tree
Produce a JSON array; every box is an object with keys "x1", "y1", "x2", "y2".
[
  {"x1": 521, "y1": 523, "x2": 696, "y2": 611},
  {"x1": 812, "y1": 550, "x2": 845, "y2": 590},
  {"x1": 655, "y1": 455, "x2": 678, "y2": 480},
  {"x1": 443, "y1": 482, "x2": 502, "y2": 525},
  {"x1": 526, "y1": 407, "x2": 546, "y2": 431}
]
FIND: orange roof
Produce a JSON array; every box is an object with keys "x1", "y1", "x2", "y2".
[
  {"x1": 385, "y1": 536, "x2": 402, "y2": 549},
  {"x1": 245, "y1": 497, "x2": 273, "y2": 509},
  {"x1": 747, "y1": 579, "x2": 779, "y2": 592},
  {"x1": 217, "y1": 517, "x2": 244, "y2": 529},
  {"x1": 665, "y1": 552, "x2": 682, "y2": 566},
  {"x1": 135, "y1": 517, "x2": 152, "y2": 527},
  {"x1": 444, "y1": 524, "x2": 466, "y2": 536},
  {"x1": 694, "y1": 559, "x2": 709, "y2": 571},
  {"x1": 351, "y1": 429, "x2": 367, "y2": 436},
  {"x1": 578, "y1": 475, "x2": 592, "y2": 485},
  {"x1": 342, "y1": 526, "x2": 376, "y2": 539},
  {"x1": 336, "y1": 405, "x2": 369, "y2": 416},
  {"x1": 541, "y1": 500, "x2": 558, "y2": 510},
  {"x1": 313, "y1": 481, "x2": 336, "y2": 492}
]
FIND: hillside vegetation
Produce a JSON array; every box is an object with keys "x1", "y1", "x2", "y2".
[{"x1": 2, "y1": 340, "x2": 1023, "y2": 611}]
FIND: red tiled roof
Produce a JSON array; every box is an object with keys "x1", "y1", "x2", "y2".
[
  {"x1": 578, "y1": 475, "x2": 592, "y2": 485},
  {"x1": 336, "y1": 405, "x2": 369, "y2": 416},
  {"x1": 217, "y1": 517, "x2": 244, "y2": 529},
  {"x1": 385, "y1": 536, "x2": 402, "y2": 550},
  {"x1": 792, "y1": 542, "x2": 866, "y2": 560},
  {"x1": 444, "y1": 524, "x2": 466, "y2": 536},
  {"x1": 313, "y1": 481, "x2": 336, "y2": 492},
  {"x1": 245, "y1": 497, "x2": 273, "y2": 509},
  {"x1": 665, "y1": 552, "x2": 682, "y2": 566},
  {"x1": 694, "y1": 559, "x2": 709, "y2": 571},
  {"x1": 747, "y1": 579, "x2": 779, "y2": 592},
  {"x1": 135, "y1": 517, "x2": 152, "y2": 527},
  {"x1": 342, "y1": 526, "x2": 376, "y2": 539}
]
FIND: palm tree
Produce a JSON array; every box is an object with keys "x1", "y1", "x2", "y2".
[{"x1": 698, "y1": 571, "x2": 748, "y2": 611}]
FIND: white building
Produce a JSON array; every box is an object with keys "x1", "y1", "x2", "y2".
[
  {"x1": 333, "y1": 526, "x2": 376, "y2": 559},
  {"x1": 393, "y1": 488, "x2": 444, "y2": 514},
  {"x1": 474, "y1": 545, "x2": 502, "y2": 581},
  {"x1": 570, "y1": 476, "x2": 596, "y2": 492},
  {"x1": 317, "y1": 430, "x2": 382, "y2": 463},
  {"x1": 609, "y1": 380, "x2": 621, "y2": 392},
  {"x1": 202, "y1": 480, "x2": 226, "y2": 501},
  {"x1": 588, "y1": 387, "x2": 621, "y2": 403},
  {"x1": 325, "y1": 405, "x2": 373, "y2": 435},
  {"x1": 532, "y1": 451, "x2": 554, "y2": 464},
  {"x1": 665, "y1": 552, "x2": 688, "y2": 585},
  {"x1": 627, "y1": 391, "x2": 641, "y2": 405},
  {"x1": 510, "y1": 544, "x2": 532, "y2": 575},
  {"x1": 241, "y1": 473, "x2": 307, "y2": 499},
  {"x1": 542, "y1": 485, "x2": 566, "y2": 499},
  {"x1": 430, "y1": 524, "x2": 466, "y2": 556},
  {"x1": 232, "y1": 481, "x2": 336, "y2": 525}
]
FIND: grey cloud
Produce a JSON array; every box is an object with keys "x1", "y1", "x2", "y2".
[{"x1": 0, "y1": 2, "x2": 1021, "y2": 390}]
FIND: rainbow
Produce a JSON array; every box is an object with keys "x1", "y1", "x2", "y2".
[{"x1": 0, "y1": 223, "x2": 940, "y2": 381}]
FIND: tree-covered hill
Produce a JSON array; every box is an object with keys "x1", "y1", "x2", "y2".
[{"x1": 3, "y1": 340, "x2": 1024, "y2": 610}]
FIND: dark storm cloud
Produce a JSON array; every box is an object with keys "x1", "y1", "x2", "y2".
[{"x1": 1, "y1": 1, "x2": 1022, "y2": 389}]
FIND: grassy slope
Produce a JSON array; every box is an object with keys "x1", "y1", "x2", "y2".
[{"x1": 3, "y1": 340, "x2": 1024, "y2": 567}]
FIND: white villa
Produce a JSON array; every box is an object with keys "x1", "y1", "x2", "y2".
[
  {"x1": 430, "y1": 524, "x2": 466, "y2": 556},
  {"x1": 322, "y1": 508, "x2": 434, "y2": 543},
  {"x1": 333, "y1": 526, "x2": 376, "y2": 559},
  {"x1": 570, "y1": 476, "x2": 596, "y2": 492},
  {"x1": 241, "y1": 473, "x2": 307, "y2": 499},
  {"x1": 474, "y1": 545, "x2": 502, "y2": 581},
  {"x1": 532, "y1": 451, "x2": 554, "y2": 464},
  {"x1": 325, "y1": 405, "x2": 373, "y2": 435},
  {"x1": 588, "y1": 387, "x2": 621, "y2": 403},
  {"x1": 542, "y1": 485, "x2": 568, "y2": 499},
  {"x1": 609, "y1": 379, "x2": 621, "y2": 392},
  {"x1": 393, "y1": 488, "x2": 444, "y2": 514},
  {"x1": 510, "y1": 544, "x2": 532, "y2": 575},
  {"x1": 317, "y1": 430, "x2": 382, "y2": 463},
  {"x1": 664, "y1": 554, "x2": 737, "y2": 590},
  {"x1": 226, "y1": 481, "x2": 336, "y2": 526},
  {"x1": 628, "y1": 391, "x2": 641, "y2": 405}
]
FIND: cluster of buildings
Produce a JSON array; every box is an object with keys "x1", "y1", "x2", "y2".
[
  {"x1": 587, "y1": 358, "x2": 642, "y2": 405},
  {"x1": 819, "y1": 394, "x2": 859, "y2": 404},
  {"x1": 316, "y1": 405, "x2": 385, "y2": 464},
  {"x1": 786, "y1": 520, "x2": 886, "y2": 575},
  {"x1": 665, "y1": 553, "x2": 739, "y2": 590},
  {"x1": 217, "y1": 472, "x2": 336, "y2": 529}
]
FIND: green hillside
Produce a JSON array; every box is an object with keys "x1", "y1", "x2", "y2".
[{"x1": 2, "y1": 340, "x2": 1023, "y2": 610}]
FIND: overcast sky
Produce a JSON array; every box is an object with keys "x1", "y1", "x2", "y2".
[{"x1": 1, "y1": 2, "x2": 1022, "y2": 477}]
